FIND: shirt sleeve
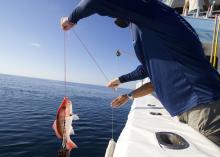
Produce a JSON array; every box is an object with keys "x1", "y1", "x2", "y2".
[
  {"x1": 68, "y1": 0, "x2": 98, "y2": 24},
  {"x1": 119, "y1": 65, "x2": 149, "y2": 83},
  {"x1": 68, "y1": 0, "x2": 143, "y2": 25}
]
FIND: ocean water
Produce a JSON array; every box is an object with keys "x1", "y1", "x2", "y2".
[{"x1": 0, "y1": 74, "x2": 131, "y2": 157}]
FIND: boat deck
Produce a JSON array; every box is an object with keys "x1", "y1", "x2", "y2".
[{"x1": 113, "y1": 80, "x2": 220, "y2": 157}]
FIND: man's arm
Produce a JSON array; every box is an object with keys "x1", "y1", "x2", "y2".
[
  {"x1": 183, "y1": 0, "x2": 189, "y2": 15},
  {"x1": 131, "y1": 82, "x2": 154, "y2": 98},
  {"x1": 68, "y1": 0, "x2": 97, "y2": 24},
  {"x1": 111, "y1": 82, "x2": 154, "y2": 108},
  {"x1": 61, "y1": 0, "x2": 154, "y2": 31},
  {"x1": 61, "y1": 0, "x2": 121, "y2": 31},
  {"x1": 107, "y1": 65, "x2": 148, "y2": 89},
  {"x1": 61, "y1": 0, "x2": 97, "y2": 31},
  {"x1": 119, "y1": 65, "x2": 148, "y2": 83}
]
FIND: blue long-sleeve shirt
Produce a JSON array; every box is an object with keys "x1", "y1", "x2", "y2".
[
  {"x1": 119, "y1": 65, "x2": 148, "y2": 83},
  {"x1": 68, "y1": 0, "x2": 220, "y2": 116}
]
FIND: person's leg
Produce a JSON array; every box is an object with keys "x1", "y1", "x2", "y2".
[{"x1": 179, "y1": 100, "x2": 220, "y2": 146}]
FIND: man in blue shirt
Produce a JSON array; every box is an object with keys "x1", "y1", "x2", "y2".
[{"x1": 61, "y1": 0, "x2": 220, "y2": 146}]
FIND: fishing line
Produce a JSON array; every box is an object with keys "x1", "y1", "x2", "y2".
[
  {"x1": 116, "y1": 49, "x2": 136, "y2": 58},
  {"x1": 62, "y1": 113, "x2": 67, "y2": 149},
  {"x1": 111, "y1": 105, "x2": 114, "y2": 139},
  {"x1": 71, "y1": 24, "x2": 136, "y2": 139},
  {"x1": 62, "y1": 32, "x2": 68, "y2": 149},
  {"x1": 64, "y1": 32, "x2": 67, "y2": 97},
  {"x1": 72, "y1": 30, "x2": 115, "y2": 140},
  {"x1": 73, "y1": 30, "x2": 109, "y2": 83},
  {"x1": 111, "y1": 50, "x2": 123, "y2": 139},
  {"x1": 129, "y1": 23, "x2": 135, "y2": 43},
  {"x1": 115, "y1": 22, "x2": 136, "y2": 58}
]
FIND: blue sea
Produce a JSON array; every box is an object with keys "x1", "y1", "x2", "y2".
[{"x1": 0, "y1": 74, "x2": 131, "y2": 157}]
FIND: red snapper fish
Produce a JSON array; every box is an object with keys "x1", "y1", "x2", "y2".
[{"x1": 53, "y1": 97, "x2": 79, "y2": 151}]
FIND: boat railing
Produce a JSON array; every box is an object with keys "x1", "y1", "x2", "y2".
[
  {"x1": 162, "y1": 0, "x2": 220, "y2": 19},
  {"x1": 185, "y1": 10, "x2": 220, "y2": 19}
]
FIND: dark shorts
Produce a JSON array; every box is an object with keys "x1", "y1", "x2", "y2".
[{"x1": 178, "y1": 99, "x2": 220, "y2": 147}]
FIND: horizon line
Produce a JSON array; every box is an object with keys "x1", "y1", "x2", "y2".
[{"x1": 0, "y1": 73, "x2": 132, "y2": 90}]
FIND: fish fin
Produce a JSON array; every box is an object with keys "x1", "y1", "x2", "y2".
[
  {"x1": 66, "y1": 138, "x2": 77, "y2": 150},
  {"x1": 70, "y1": 127, "x2": 75, "y2": 135},
  {"x1": 52, "y1": 120, "x2": 62, "y2": 139},
  {"x1": 72, "y1": 114, "x2": 79, "y2": 121}
]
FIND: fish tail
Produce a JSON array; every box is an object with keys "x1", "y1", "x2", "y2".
[{"x1": 66, "y1": 138, "x2": 77, "y2": 150}]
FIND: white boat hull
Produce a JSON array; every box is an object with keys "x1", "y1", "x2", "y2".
[{"x1": 113, "y1": 80, "x2": 220, "y2": 157}]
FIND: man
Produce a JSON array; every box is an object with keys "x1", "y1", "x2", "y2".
[
  {"x1": 61, "y1": 0, "x2": 220, "y2": 146},
  {"x1": 108, "y1": 64, "x2": 220, "y2": 147},
  {"x1": 183, "y1": 0, "x2": 211, "y2": 15}
]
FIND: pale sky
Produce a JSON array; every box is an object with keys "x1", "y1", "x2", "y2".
[{"x1": 0, "y1": 0, "x2": 141, "y2": 88}]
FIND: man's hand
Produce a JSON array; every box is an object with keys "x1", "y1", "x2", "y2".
[
  {"x1": 60, "y1": 17, "x2": 75, "y2": 31},
  {"x1": 107, "y1": 78, "x2": 121, "y2": 89},
  {"x1": 111, "y1": 94, "x2": 128, "y2": 108},
  {"x1": 111, "y1": 82, "x2": 154, "y2": 108}
]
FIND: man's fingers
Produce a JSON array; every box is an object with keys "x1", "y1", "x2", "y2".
[
  {"x1": 111, "y1": 101, "x2": 124, "y2": 108},
  {"x1": 62, "y1": 23, "x2": 74, "y2": 31},
  {"x1": 111, "y1": 95, "x2": 128, "y2": 108},
  {"x1": 107, "y1": 82, "x2": 117, "y2": 87},
  {"x1": 60, "y1": 17, "x2": 75, "y2": 31},
  {"x1": 112, "y1": 83, "x2": 119, "y2": 87},
  {"x1": 62, "y1": 25, "x2": 68, "y2": 31},
  {"x1": 108, "y1": 84, "x2": 118, "y2": 90},
  {"x1": 111, "y1": 98, "x2": 119, "y2": 105},
  {"x1": 107, "y1": 79, "x2": 120, "y2": 88},
  {"x1": 111, "y1": 98, "x2": 121, "y2": 108}
]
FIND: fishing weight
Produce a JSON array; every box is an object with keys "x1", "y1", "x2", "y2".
[{"x1": 58, "y1": 148, "x2": 70, "y2": 157}]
